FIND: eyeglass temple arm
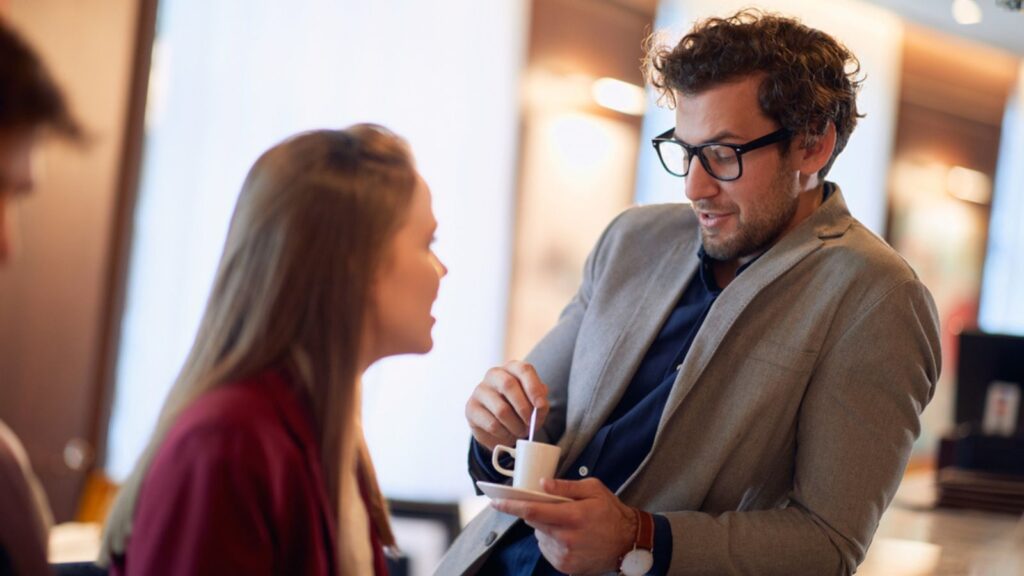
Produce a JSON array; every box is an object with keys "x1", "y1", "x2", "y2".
[{"x1": 652, "y1": 127, "x2": 676, "y2": 143}]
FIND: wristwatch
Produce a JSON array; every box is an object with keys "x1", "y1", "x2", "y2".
[{"x1": 619, "y1": 508, "x2": 654, "y2": 576}]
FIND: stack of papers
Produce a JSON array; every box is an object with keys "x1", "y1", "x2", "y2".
[{"x1": 936, "y1": 468, "x2": 1024, "y2": 515}]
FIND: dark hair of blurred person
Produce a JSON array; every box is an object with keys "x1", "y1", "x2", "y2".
[{"x1": 0, "y1": 16, "x2": 82, "y2": 260}]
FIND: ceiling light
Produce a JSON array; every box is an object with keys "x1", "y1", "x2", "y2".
[
  {"x1": 946, "y1": 165, "x2": 991, "y2": 204},
  {"x1": 591, "y1": 77, "x2": 646, "y2": 116},
  {"x1": 952, "y1": 0, "x2": 983, "y2": 24}
]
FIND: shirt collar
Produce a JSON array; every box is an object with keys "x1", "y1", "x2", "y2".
[
  {"x1": 696, "y1": 245, "x2": 763, "y2": 292},
  {"x1": 822, "y1": 181, "x2": 835, "y2": 202}
]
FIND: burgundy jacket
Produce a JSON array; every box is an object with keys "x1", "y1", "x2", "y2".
[{"x1": 111, "y1": 369, "x2": 388, "y2": 576}]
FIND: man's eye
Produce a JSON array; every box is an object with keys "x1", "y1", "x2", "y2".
[{"x1": 710, "y1": 148, "x2": 737, "y2": 164}]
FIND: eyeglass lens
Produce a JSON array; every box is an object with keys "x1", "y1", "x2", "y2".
[{"x1": 659, "y1": 142, "x2": 741, "y2": 180}]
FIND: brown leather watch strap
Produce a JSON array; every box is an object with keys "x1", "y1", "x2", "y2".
[{"x1": 635, "y1": 509, "x2": 654, "y2": 551}]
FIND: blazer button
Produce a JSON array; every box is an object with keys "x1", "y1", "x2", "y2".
[{"x1": 485, "y1": 531, "x2": 497, "y2": 546}]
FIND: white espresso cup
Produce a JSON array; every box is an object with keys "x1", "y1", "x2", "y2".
[{"x1": 492, "y1": 439, "x2": 561, "y2": 492}]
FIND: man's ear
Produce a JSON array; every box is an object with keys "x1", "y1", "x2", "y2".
[{"x1": 795, "y1": 121, "x2": 837, "y2": 180}]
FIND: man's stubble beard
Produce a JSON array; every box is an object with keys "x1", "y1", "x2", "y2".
[{"x1": 698, "y1": 166, "x2": 798, "y2": 262}]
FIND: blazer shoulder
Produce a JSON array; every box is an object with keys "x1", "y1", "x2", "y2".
[
  {"x1": 612, "y1": 202, "x2": 693, "y2": 231},
  {"x1": 578, "y1": 203, "x2": 697, "y2": 283},
  {"x1": 808, "y1": 219, "x2": 939, "y2": 320},
  {"x1": 825, "y1": 220, "x2": 922, "y2": 285},
  {"x1": 600, "y1": 203, "x2": 696, "y2": 250}
]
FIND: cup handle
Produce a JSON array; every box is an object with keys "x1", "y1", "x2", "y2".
[{"x1": 492, "y1": 444, "x2": 516, "y2": 478}]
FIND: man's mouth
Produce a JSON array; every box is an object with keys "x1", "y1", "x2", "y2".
[{"x1": 698, "y1": 211, "x2": 734, "y2": 228}]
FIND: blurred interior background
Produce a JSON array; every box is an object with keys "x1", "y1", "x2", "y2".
[{"x1": 1, "y1": 0, "x2": 1023, "y2": 574}]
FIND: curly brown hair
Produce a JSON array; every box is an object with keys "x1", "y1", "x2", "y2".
[{"x1": 645, "y1": 9, "x2": 863, "y2": 178}]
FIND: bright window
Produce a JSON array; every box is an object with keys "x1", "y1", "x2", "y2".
[
  {"x1": 980, "y1": 65, "x2": 1024, "y2": 336},
  {"x1": 106, "y1": 0, "x2": 528, "y2": 502}
]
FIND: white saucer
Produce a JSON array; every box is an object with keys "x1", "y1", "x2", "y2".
[{"x1": 476, "y1": 481, "x2": 572, "y2": 503}]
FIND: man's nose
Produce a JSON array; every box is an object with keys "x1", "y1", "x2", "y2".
[{"x1": 684, "y1": 156, "x2": 719, "y2": 203}]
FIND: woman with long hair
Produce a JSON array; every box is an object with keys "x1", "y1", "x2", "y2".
[{"x1": 99, "y1": 124, "x2": 446, "y2": 575}]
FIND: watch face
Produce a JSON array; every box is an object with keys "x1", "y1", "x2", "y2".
[{"x1": 620, "y1": 549, "x2": 654, "y2": 576}]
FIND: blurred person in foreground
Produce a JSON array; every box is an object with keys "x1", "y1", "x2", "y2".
[
  {"x1": 0, "y1": 16, "x2": 83, "y2": 576},
  {"x1": 440, "y1": 9, "x2": 940, "y2": 575},
  {"x1": 99, "y1": 124, "x2": 447, "y2": 575}
]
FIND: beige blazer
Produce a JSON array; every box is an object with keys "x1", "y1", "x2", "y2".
[{"x1": 437, "y1": 186, "x2": 941, "y2": 575}]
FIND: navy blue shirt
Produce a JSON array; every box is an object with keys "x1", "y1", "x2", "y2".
[{"x1": 471, "y1": 246, "x2": 759, "y2": 575}]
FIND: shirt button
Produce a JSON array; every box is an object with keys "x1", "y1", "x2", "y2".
[
  {"x1": 578, "y1": 466, "x2": 590, "y2": 477},
  {"x1": 484, "y1": 531, "x2": 497, "y2": 546}
]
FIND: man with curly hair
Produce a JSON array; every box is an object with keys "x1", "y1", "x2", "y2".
[{"x1": 441, "y1": 9, "x2": 940, "y2": 575}]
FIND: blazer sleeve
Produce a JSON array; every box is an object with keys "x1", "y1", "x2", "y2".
[
  {"x1": 125, "y1": 426, "x2": 277, "y2": 576},
  {"x1": 662, "y1": 279, "x2": 941, "y2": 575},
  {"x1": 467, "y1": 210, "x2": 630, "y2": 486}
]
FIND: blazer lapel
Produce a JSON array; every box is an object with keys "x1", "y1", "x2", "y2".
[
  {"x1": 559, "y1": 218, "x2": 701, "y2": 473},
  {"x1": 628, "y1": 188, "x2": 854, "y2": 485}
]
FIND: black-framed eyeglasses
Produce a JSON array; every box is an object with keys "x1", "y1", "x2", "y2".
[{"x1": 651, "y1": 127, "x2": 793, "y2": 181}]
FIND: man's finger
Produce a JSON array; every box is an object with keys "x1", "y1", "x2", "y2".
[
  {"x1": 523, "y1": 518, "x2": 565, "y2": 536},
  {"x1": 505, "y1": 361, "x2": 550, "y2": 412},
  {"x1": 483, "y1": 367, "x2": 533, "y2": 433},
  {"x1": 476, "y1": 383, "x2": 528, "y2": 438},
  {"x1": 469, "y1": 427, "x2": 505, "y2": 453},
  {"x1": 540, "y1": 477, "x2": 606, "y2": 499},
  {"x1": 466, "y1": 395, "x2": 517, "y2": 449},
  {"x1": 491, "y1": 498, "x2": 579, "y2": 528},
  {"x1": 535, "y1": 530, "x2": 571, "y2": 569}
]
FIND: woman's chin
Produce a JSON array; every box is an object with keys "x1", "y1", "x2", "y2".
[
  {"x1": 418, "y1": 335, "x2": 435, "y2": 354},
  {"x1": 397, "y1": 334, "x2": 434, "y2": 357}
]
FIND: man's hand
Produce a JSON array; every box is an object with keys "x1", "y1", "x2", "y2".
[
  {"x1": 465, "y1": 360, "x2": 550, "y2": 451},
  {"x1": 491, "y1": 478, "x2": 637, "y2": 575}
]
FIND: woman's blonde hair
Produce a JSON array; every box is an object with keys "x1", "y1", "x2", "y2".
[{"x1": 100, "y1": 124, "x2": 415, "y2": 567}]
